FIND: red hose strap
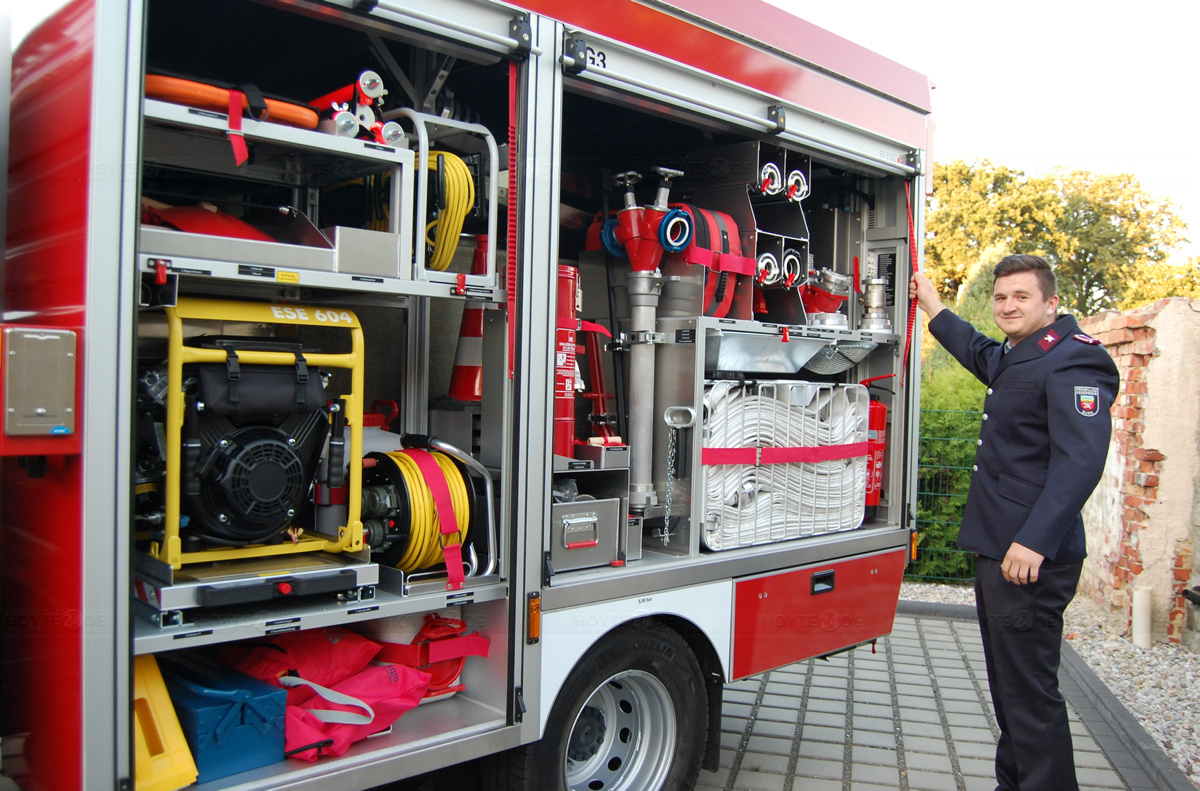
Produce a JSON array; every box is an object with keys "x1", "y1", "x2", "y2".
[
  {"x1": 398, "y1": 449, "x2": 464, "y2": 590},
  {"x1": 226, "y1": 90, "x2": 249, "y2": 166},
  {"x1": 702, "y1": 442, "x2": 868, "y2": 466},
  {"x1": 376, "y1": 632, "x2": 490, "y2": 667},
  {"x1": 762, "y1": 443, "x2": 868, "y2": 463},
  {"x1": 577, "y1": 319, "x2": 612, "y2": 338},
  {"x1": 376, "y1": 615, "x2": 490, "y2": 694},
  {"x1": 701, "y1": 447, "x2": 757, "y2": 465}
]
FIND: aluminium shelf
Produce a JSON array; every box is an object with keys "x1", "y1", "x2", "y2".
[
  {"x1": 139, "y1": 98, "x2": 503, "y2": 302},
  {"x1": 133, "y1": 567, "x2": 507, "y2": 655}
]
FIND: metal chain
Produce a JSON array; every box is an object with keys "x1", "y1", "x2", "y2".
[{"x1": 663, "y1": 427, "x2": 677, "y2": 545}]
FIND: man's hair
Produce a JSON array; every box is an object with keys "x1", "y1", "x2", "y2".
[{"x1": 993, "y1": 254, "x2": 1057, "y2": 300}]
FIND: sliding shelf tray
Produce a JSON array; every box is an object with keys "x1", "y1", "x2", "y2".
[{"x1": 133, "y1": 565, "x2": 506, "y2": 655}]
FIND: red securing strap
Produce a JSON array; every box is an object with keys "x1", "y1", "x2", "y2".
[
  {"x1": 577, "y1": 319, "x2": 613, "y2": 338},
  {"x1": 708, "y1": 252, "x2": 756, "y2": 276},
  {"x1": 761, "y1": 442, "x2": 868, "y2": 463},
  {"x1": 226, "y1": 90, "x2": 249, "y2": 166},
  {"x1": 683, "y1": 246, "x2": 755, "y2": 277},
  {"x1": 376, "y1": 614, "x2": 490, "y2": 696},
  {"x1": 376, "y1": 629, "x2": 490, "y2": 667},
  {"x1": 702, "y1": 442, "x2": 869, "y2": 466},
  {"x1": 701, "y1": 447, "x2": 757, "y2": 465},
  {"x1": 398, "y1": 449, "x2": 465, "y2": 590}
]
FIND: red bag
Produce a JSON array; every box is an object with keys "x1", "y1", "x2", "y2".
[
  {"x1": 282, "y1": 663, "x2": 430, "y2": 761},
  {"x1": 218, "y1": 627, "x2": 381, "y2": 705},
  {"x1": 668, "y1": 204, "x2": 756, "y2": 318}
]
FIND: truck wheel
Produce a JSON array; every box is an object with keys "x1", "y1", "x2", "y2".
[{"x1": 484, "y1": 619, "x2": 708, "y2": 791}]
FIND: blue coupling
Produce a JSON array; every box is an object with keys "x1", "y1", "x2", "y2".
[
  {"x1": 600, "y1": 218, "x2": 626, "y2": 258},
  {"x1": 658, "y1": 208, "x2": 693, "y2": 253}
]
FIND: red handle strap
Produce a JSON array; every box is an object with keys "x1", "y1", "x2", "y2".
[{"x1": 902, "y1": 183, "x2": 920, "y2": 386}]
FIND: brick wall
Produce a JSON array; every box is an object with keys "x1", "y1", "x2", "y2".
[{"x1": 1079, "y1": 299, "x2": 1200, "y2": 645}]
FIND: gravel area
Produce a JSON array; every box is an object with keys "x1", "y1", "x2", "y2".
[{"x1": 901, "y1": 582, "x2": 1200, "y2": 788}]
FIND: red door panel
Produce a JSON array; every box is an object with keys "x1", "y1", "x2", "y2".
[{"x1": 732, "y1": 548, "x2": 906, "y2": 679}]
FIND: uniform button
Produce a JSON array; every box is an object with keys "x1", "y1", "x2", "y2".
[
  {"x1": 987, "y1": 388, "x2": 994, "y2": 395},
  {"x1": 977, "y1": 439, "x2": 983, "y2": 446},
  {"x1": 982, "y1": 414, "x2": 989, "y2": 421},
  {"x1": 972, "y1": 465, "x2": 978, "y2": 471}
]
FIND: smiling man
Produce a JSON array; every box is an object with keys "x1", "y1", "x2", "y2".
[{"x1": 910, "y1": 254, "x2": 1119, "y2": 791}]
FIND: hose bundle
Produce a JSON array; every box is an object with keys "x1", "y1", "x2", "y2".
[
  {"x1": 424, "y1": 150, "x2": 475, "y2": 271},
  {"x1": 702, "y1": 381, "x2": 867, "y2": 550}
]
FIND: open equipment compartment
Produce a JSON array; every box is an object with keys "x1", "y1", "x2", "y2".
[
  {"x1": 551, "y1": 71, "x2": 914, "y2": 576},
  {"x1": 127, "y1": 0, "x2": 518, "y2": 782}
]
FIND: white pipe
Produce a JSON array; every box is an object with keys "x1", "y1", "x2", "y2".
[{"x1": 1131, "y1": 585, "x2": 1152, "y2": 649}]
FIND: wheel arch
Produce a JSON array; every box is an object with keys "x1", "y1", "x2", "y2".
[
  {"x1": 536, "y1": 579, "x2": 732, "y2": 740},
  {"x1": 655, "y1": 614, "x2": 725, "y2": 773}
]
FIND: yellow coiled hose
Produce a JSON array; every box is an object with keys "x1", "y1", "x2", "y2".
[
  {"x1": 386, "y1": 451, "x2": 470, "y2": 572},
  {"x1": 424, "y1": 150, "x2": 474, "y2": 271}
]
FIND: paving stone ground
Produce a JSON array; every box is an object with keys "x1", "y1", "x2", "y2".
[
  {"x1": 698, "y1": 613, "x2": 1133, "y2": 791},
  {"x1": 381, "y1": 604, "x2": 1195, "y2": 791}
]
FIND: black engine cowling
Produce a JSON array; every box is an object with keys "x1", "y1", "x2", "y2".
[
  {"x1": 187, "y1": 412, "x2": 328, "y2": 545},
  {"x1": 137, "y1": 338, "x2": 331, "y2": 547},
  {"x1": 184, "y1": 342, "x2": 329, "y2": 545}
]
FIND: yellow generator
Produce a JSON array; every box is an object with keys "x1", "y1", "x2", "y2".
[{"x1": 133, "y1": 297, "x2": 374, "y2": 617}]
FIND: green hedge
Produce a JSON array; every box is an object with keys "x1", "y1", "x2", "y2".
[{"x1": 910, "y1": 409, "x2": 980, "y2": 582}]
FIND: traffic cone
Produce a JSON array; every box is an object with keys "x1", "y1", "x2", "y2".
[{"x1": 447, "y1": 235, "x2": 489, "y2": 401}]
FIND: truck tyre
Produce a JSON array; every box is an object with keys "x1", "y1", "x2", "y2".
[{"x1": 483, "y1": 618, "x2": 708, "y2": 791}]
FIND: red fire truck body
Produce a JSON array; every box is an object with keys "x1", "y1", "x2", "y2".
[{"x1": 1, "y1": 0, "x2": 931, "y2": 787}]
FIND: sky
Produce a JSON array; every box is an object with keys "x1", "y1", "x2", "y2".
[
  {"x1": 764, "y1": 0, "x2": 1200, "y2": 261},
  {"x1": 9, "y1": 2, "x2": 1200, "y2": 259}
]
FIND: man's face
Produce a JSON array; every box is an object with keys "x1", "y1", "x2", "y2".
[{"x1": 993, "y1": 271, "x2": 1059, "y2": 346}]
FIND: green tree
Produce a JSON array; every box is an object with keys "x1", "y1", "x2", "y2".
[
  {"x1": 919, "y1": 243, "x2": 1008, "y2": 414},
  {"x1": 925, "y1": 161, "x2": 1191, "y2": 313},
  {"x1": 1118, "y1": 256, "x2": 1200, "y2": 309},
  {"x1": 1046, "y1": 170, "x2": 1187, "y2": 315},
  {"x1": 924, "y1": 160, "x2": 1061, "y2": 300}
]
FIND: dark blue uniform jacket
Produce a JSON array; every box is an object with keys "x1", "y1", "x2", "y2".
[{"x1": 928, "y1": 311, "x2": 1119, "y2": 562}]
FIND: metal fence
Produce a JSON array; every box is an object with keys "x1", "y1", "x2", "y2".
[{"x1": 908, "y1": 410, "x2": 982, "y2": 583}]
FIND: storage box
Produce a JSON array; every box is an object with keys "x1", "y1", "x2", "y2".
[
  {"x1": 134, "y1": 655, "x2": 198, "y2": 791},
  {"x1": 158, "y1": 652, "x2": 286, "y2": 782},
  {"x1": 550, "y1": 497, "x2": 621, "y2": 571}
]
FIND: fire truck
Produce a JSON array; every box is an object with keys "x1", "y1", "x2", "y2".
[{"x1": 1, "y1": 0, "x2": 931, "y2": 788}]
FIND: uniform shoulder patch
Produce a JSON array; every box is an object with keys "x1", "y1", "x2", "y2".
[
  {"x1": 1073, "y1": 333, "x2": 1101, "y2": 345},
  {"x1": 1075, "y1": 386, "x2": 1100, "y2": 417}
]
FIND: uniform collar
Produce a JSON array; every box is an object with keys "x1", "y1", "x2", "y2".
[{"x1": 990, "y1": 315, "x2": 1078, "y2": 380}]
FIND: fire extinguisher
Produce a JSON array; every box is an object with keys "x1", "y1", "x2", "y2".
[
  {"x1": 860, "y1": 374, "x2": 896, "y2": 519},
  {"x1": 554, "y1": 265, "x2": 580, "y2": 458}
]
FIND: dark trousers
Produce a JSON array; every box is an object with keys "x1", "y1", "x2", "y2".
[{"x1": 975, "y1": 555, "x2": 1083, "y2": 791}]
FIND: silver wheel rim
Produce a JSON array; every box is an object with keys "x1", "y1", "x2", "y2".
[{"x1": 564, "y1": 669, "x2": 677, "y2": 791}]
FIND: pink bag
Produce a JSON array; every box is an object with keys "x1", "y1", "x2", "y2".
[
  {"x1": 282, "y1": 663, "x2": 430, "y2": 761},
  {"x1": 218, "y1": 627, "x2": 381, "y2": 705}
]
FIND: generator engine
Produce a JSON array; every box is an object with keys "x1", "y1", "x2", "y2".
[{"x1": 137, "y1": 338, "x2": 330, "y2": 548}]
